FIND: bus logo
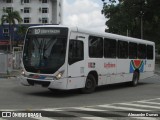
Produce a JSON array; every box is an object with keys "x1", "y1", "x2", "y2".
[
  {"x1": 130, "y1": 60, "x2": 144, "y2": 73},
  {"x1": 35, "y1": 29, "x2": 41, "y2": 34}
]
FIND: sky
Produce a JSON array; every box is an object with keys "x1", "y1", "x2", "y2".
[{"x1": 63, "y1": 0, "x2": 106, "y2": 32}]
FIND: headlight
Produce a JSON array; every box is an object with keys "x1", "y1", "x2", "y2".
[
  {"x1": 21, "y1": 70, "x2": 27, "y2": 77},
  {"x1": 55, "y1": 70, "x2": 64, "y2": 80},
  {"x1": 21, "y1": 70, "x2": 25, "y2": 76}
]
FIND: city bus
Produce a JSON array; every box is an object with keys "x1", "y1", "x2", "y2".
[{"x1": 20, "y1": 25, "x2": 155, "y2": 93}]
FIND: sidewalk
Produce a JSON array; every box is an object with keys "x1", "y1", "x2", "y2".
[{"x1": 0, "y1": 70, "x2": 21, "y2": 78}]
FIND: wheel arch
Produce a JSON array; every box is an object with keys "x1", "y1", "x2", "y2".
[
  {"x1": 134, "y1": 69, "x2": 140, "y2": 80},
  {"x1": 87, "y1": 71, "x2": 98, "y2": 86}
]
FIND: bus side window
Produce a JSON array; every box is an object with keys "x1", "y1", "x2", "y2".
[
  {"x1": 129, "y1": 42, "x2": 137, "y2": 59},
  {"x1": 89, "y1": 36, "x2": 103, "y2": 58},
  {"x1": 147, "y1": 45, "x2": 153, "y2": 60},
  {"x1": 118, "y1": 40, "x2": 128, "y2": 59},
  {"x1": 138, "y1": 44, "x2": 146, "y2": 59},
  {"x1": 104, "y1": 38, "x2": 117, "y2": 58},
  {"x1": 68, "y1": 40, "x2": 84, "y2": 65}
]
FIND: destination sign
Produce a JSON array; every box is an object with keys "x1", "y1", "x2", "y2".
[
  {"x1": 28, "y1": 27, "x2": 68, "y2": 36},
  {"x1": 34, "y1": 29, "x2": 60, "y2": 35}
]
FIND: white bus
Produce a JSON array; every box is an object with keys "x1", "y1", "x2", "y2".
[{"x1": 20, "y1": 25, "x2": 155, "y2": 93}]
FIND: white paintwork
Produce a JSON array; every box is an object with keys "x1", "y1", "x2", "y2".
[{"x1": 20, "y1": 25, "x2": 155, "y2": 90}]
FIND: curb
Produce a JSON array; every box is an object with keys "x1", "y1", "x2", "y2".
[{"x1": 0, "y1": 70, "x2": 21, "y2": 79}]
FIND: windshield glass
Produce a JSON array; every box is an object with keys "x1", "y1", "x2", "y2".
[{"x1": 23, "y1": 27, "x2": 68, "y2": 74}]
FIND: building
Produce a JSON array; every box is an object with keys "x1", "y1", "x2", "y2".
[{"x1": 0, "y1": 0, "x2": 63, "y2": 50}]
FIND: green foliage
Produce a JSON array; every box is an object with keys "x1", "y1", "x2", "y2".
[
  {"x1": 1, "y1": 10, "x2": 22, "y2": 25},
  {"x1": 1, "y1": 10, "x2": 23, "y2": 51},
  {"x1": 16, "y1": 25, "x2": 28, "y2": 39},
  {"x1": 101, "y1": 0, "x2": 160, "y2": 45}
]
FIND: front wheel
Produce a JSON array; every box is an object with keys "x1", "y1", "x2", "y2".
[
  {"x1": 131, "y1": 72, "x2": 139, "y2": 87},
  {"x1": 81, "y1": 74, "x2": 96, "y2": 94}
]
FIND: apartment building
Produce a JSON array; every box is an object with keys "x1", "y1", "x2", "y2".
[{"x1": 0, "y1": 0, "x2": 63, "y2": 48}]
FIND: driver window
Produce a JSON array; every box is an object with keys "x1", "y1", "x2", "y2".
[{"x1": 68, "y1": 40, "x2": 84, "y2": 65}]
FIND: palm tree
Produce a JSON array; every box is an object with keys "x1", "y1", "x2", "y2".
[{"x1": 1, "y1": 10, "x2": 22, "y2": 51}]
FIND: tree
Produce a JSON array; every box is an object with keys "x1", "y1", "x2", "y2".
[
  {"x1": 17, "y1": 25, "x2": 28, "y2": 40},
  {"x1": 101, "y1": 0, "x2": 160, "y2": 42},
  {"x1": 1, "y1": 10, "x2": 22, "y2": 51}
]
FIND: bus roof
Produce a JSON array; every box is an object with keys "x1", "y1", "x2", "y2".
[{"x1": 29, "y1": 25, "x2": 154, "y2": 45}]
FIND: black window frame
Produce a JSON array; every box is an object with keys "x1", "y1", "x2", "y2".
[
  {"x1": 24, "y1": 0, "x2": 30, "y2": 3},
  {"x1": 42, "y1": 0, "x2": 48, "y2": 3},
  {"x1": 104, "y1": 38, "x2": 117, "y2": 58},
  {"x1": 68, "y1": 40, "x2": 84, "y2": 65},
  {"x1": 6, "y1": 7, "x2": 13, "y2": 12},
  {"x1": 89, "y1": 36, "x2": 103, "y2": 58},
  {"x1": 42, "y1": 18, "x2": 48, "y2": 24},
  {"x1": 24, "y1": 17, "x2": 30, "y2": 23},
  {"x1": 42, "y1": 8, "x2": 48, "y2": 13},
  {"x1": 6, "y1": 0, "x2": 12, "y2": 3},
  {"x1": 24, "y1": 7, "x2": 30, "y2": 13}
]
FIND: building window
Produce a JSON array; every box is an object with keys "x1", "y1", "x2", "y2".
[
  {"x1": 3, "y1": 28, "x2": 9, "y2": 37},
  {"x1": 42, "y1": 18, "x2": 48, "y2": 23},
  {"x1": 6, "y1": 7, "x2": 13, "y2": 12},
  {"x1": 42, "y1": 0, "x2": 48, "y2": 3},
  {"x1": 24, "y1": 7, "x2": 30, "y2": 13},
  {"x1": 24, "y1": 0, "x2": 30, "y2": 3},
  {"x1": 42, "y1": 8, "x2": 48, "y2": 13},
  {"x1": 6, "y1": 0, "x2": 12, "y2": 3},
  {"x1": 24, "y1": 17, "x2": 30, "y2": 23},
  {"x1": 3, "y1": 28, "x2": 9, "y2": 34},
  {"x1": 89, "y1": 36, "x2": 103, "y2": 58}
]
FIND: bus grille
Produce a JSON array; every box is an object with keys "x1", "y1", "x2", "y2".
[{"x1": 27, "y1": 79, "x2": 51, "y2": 87}]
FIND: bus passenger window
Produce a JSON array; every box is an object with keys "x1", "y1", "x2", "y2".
[
  {"x1": 147, "y1": 45, "x2": 153, "y2": 60},
  {"x1": 138, "y1": 44, "x2": 146, "y2": 59},
  {"x1": 89, "y1": 36, "x2": 103, "y2": 58},
  {"x1": 68, "y1": 40, "x2": 84, "y2": 65},
  {"x1": 104, "y1": 38, "x2": 116, "y2": 58},
  {"x1": 129, "y1": 42, "x2": 137, "y2": 59},
  {"x1": 118, "y1": 41, "x2": 128, "y2": 59}
]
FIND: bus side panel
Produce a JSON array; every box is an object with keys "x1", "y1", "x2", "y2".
[
  {"x1": 140, "y1": 60, "x2": 155, "y2": 79},
  {"x1": 116, "y1": 59, "x2": 132, "y2": 83},
  {"x1": 103, "y1": 59, "x2": 117, "y2": 85}
]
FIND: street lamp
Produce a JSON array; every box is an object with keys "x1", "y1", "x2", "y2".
[
  {"x1": 140, "y1": 0, "x2": 147, "y2": 39},
  {"x1": 140, "y1": 11, "x2": 143, "y2": 39}
]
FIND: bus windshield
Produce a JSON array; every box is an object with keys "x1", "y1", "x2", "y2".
[{"x1": 23, "y1": 28, "x2": 68, "y2": 74}]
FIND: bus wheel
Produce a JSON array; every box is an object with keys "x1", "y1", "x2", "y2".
[
  {"x1": 81, "y1": 74, "x2": 96, "y2": 94},
  {"x1": 131, "y1": 71, "x2": 139, "y2": 87}
]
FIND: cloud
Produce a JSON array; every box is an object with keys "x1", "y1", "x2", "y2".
[{"x1": 63, "y1": 0, "x2": 106, "y2": 32}]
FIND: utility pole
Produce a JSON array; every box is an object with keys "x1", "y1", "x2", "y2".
[{"x1": 140, "y1": 11, "x2": 143, "y2": 39}]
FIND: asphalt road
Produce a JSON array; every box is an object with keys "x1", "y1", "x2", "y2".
[
  {"x1": 0, "y1": 72, "x2": 160, "y2": 120},
  {"x1": 0, "y1": 74, "x2": 160, "y2": 110}
]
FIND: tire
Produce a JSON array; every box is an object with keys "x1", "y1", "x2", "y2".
[
  {"x1": 81, "y1": 74, "x2": 96, "y2": 94},
  {"x1": 131, "y1": 71, "x2": 139, "y2": 87}
]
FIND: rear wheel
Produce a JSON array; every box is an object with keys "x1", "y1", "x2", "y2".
[
  {"x1": 131, "y1": 71, "x2": 139, "y2": 86},
  {"x1": 81, "y1": 74, "x2": 96, "y2": 94}
]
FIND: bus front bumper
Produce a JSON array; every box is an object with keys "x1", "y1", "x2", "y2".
[{"x1": 19, "y1": 76, "x2": 68, "y2": 90}]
